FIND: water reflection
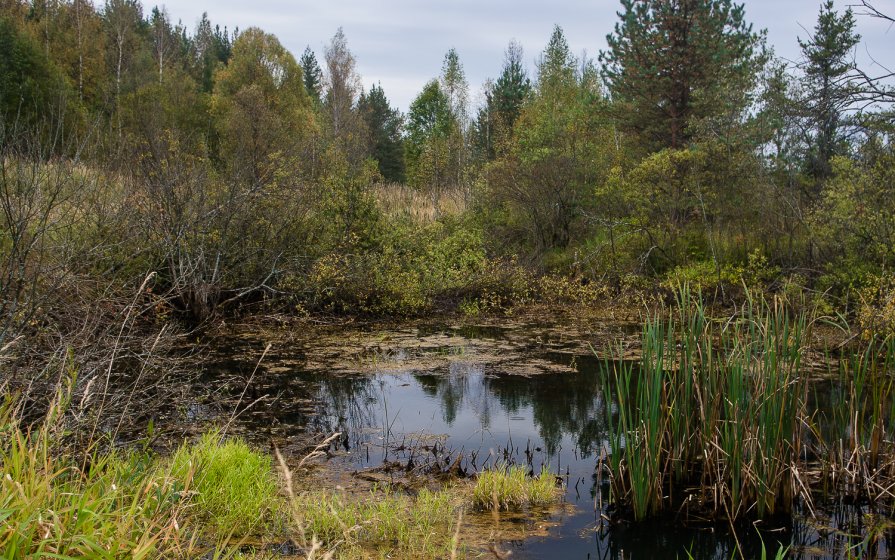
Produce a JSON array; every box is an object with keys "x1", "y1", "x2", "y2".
[{"x1": 201, "y1": 325, "x2": 888, "y2": 560}]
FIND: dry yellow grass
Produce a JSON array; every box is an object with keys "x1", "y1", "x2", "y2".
[{"x1": 373, "y1": 182, "x2": 467, "y2": 223}]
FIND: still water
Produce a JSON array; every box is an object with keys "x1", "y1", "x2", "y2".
[{"x1": 199, "y1": 322, "x2": 888, "y2": 559}]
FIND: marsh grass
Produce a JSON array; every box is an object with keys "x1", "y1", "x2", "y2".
[
  {"x1": 0, "y1": 392, "x2": 191, "y2": 559},
  {"x1": 471, "y1": 465, "x2": 561, "y2": 511},
  {"x1": 288, "y1": 485, "x2": 461, "y2": 559},
  {"x1": 604, "y1": 289, "x2": 810, "y2": 521},
  {"x1": 604, "y1": 287, "x2": 895, "y2": 526},
  {"x1": 822, "y1": 335, "x2": 895, "y2": 503},
  {"x1": 169, "y1": 432, "x2": 279, "y2": 538},
  {"x1": 0, "y1": 380, "x2": 284, "y2": 559}
]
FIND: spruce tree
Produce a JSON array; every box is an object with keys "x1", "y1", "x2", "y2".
[
  {"x1": 299, "y1": 45, "x2": 323, "y2": 104},
  {"x1": 798, "y1": 0, "x2": 861, "y2": 181},
  {"x1": 492, "y1": 39, "x2": 531, "y2": 132},
  {"x1": 600, "y1": 0, "x2": 763, "y2": 152},
  {"x1": 359, "y1": 83, "x2": 405, "y2": 183},
  {"x1": 538, "y1": 25, "x2": 577, "y2": 95}
]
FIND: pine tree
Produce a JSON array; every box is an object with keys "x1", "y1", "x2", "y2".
[
  {"x1": 192, "y1": 13, "x2": 232, "y2": 92},
  {"x1": 472, "y1": 81, "x2": 497, "y2": 162},
  {"x1": 600, "y1": 0, "x2": 763, "y2": 152},
  {"x1": 538, "y1": 25, "x2": 576, "y2": 95},
  {"x1": 798, "y1": 0, "x2": 861, "y2": 181},
  {"x1": 299, "y1": 45, "x2": 323, "y2": 104},
  {"x1": 492, "y1": 39, "x2": 531, "y2": 133},
  {"x1": 358, "y1": 83, "x2": 405, "y2": 183}
]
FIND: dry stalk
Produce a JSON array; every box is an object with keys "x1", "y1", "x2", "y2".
[
  {"x1": 297, "y1": 432, "x2": 343, "y2": 469},
  {"x1": 275, "y1": 434, "x2": 342, "y2": 560},
  {"x1": 450, "y1": 509, "x2": 464, "y2": 560}
]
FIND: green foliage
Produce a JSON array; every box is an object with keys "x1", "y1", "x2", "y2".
[
  {"x1": 358, "y1": 83, "x2": 405, "y2": 182},
  {"x1": 170, "y1": 433, "x2": 278, "y2": 537},
  {"x1": 213, "y1": 27, "x2": 314, "y2": 184},
  {"x1": 440, "y1": 47, "x2": 468, "y2": 121},
  {"x1": 537, "y1": 25, "x2": 576, "y2": 96},
  {"x1": 192, "y1": 13, "x2": 233, "y2": 93},
  {"x1": 798, "y1": 0, "x2": 861, "y2": 180},
  {"x1": 471, "y1": 465, "x2": 560, "y2": 511},
  {"x1": 662, "y1": 250, "x2": 781, "y2": 294},
  {"x1": 308, "y1": 214, "x2": 487, "y2": 315},
  {"x1": 299, "y1": 45, "x2": 323, "y2": 104},
  {"x1": 601, "y1": 0, "x2": 764, "y2": 152},
  {"x1": 815, "y1": 143, "x2": 895, "y2": 268},
  {"x1": 492, "y1": 40, "x2": 531, "y2": 138},
  {"x1": 0, "y1": 17, "x2": 69, "y2": 128},
  {"x1": 485, "y1": 34, "x2": 615, "y2": 255},
  {"x1": 856, "y1": 273, "x2": 895, "y2": 338},
  {"x1": 405, "y1": 79, "x2": 458, "y2": 191}
]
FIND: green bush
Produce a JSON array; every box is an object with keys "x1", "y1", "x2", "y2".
[{"x1": 306, "y1": 215, "x2": 490, "y2": 315}]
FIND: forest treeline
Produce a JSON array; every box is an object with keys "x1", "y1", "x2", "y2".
[{"x1": 1, "y1": 0, "x2": 894, "y2": 358}]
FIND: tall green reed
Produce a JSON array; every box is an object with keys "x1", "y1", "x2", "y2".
[{"x1": 603, "y1": 288, "x2": 810, "y2": 521}]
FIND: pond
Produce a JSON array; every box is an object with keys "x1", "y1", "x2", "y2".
[{"x1": 194, "y1": 320, "x2": 891, "y2": 559}]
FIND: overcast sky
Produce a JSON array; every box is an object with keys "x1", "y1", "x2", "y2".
[{"x1": 160, "y1": 0, "x2": 895, "y2": 112}]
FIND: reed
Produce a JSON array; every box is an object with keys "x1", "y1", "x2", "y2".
[
  {"x1": 823, "y1": 334, "x2": 895, "y2": 503},
  {"x1": 603, "y1": 288, "x2": 810, "y2": 521}
]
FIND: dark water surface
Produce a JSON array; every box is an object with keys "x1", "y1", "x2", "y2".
[{"x1": 199, "y1": 322, "x2": 890, "y2": 560}]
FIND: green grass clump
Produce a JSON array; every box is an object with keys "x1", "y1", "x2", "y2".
[
  {"x1": 471, "y1": 465, "x2": 560, "y2": 511},
  {"x1": 0, "y1": 404, "x2": 188, "y2": 558},
  {"x1": 170, "y1": 432, "x2": 278, "y2": 538},
  {"x1": 290, "y1": 485, "x2": 460, "y2": 558}
]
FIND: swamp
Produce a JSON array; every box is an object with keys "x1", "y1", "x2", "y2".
[{"x1": 2, "y1": 0, "x2": 895, "y2": 558}]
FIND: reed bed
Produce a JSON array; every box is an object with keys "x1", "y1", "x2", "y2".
[
  {"x1": 603, "y1": 289, "x2": 895, "y2": 523},
  {"x1": 820, "y1": 335, "x2": 895, "y2": 506}
]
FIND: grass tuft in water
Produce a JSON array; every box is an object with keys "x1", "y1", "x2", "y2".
[
  {"x1": 471, "y1": 465, "x2": 561, "y2": 511},
  {"x1": 290, "y1": 484, "x2": 461, "y2": 558}
]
